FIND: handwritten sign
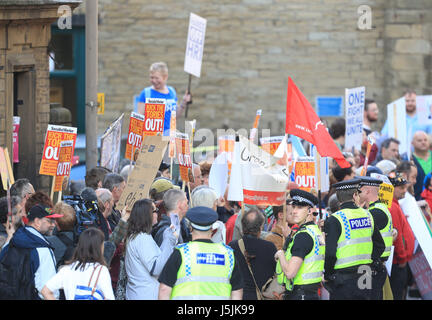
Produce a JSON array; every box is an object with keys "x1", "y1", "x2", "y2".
[
  {"x1": 125, "y1": 112, "x2": 145, "y2": 160},
  {"x1": 176, "y1": 132, "x2": 192, "y2": 182},
  {"x1": 184, "y1": 12, "x2": 207, "y2": 78},
  {"x1": 344, "y1": 86, "x2": 365, "y2": 151},
  {"x1": 116, "y1": 135, "x2": 168, "y2": 212},
  {"x1": 39, "y1": 125, "x2": 77, "y2": 176},
  {"x1": 294, "y1": 158, "x2": 316, "y2": 191}
]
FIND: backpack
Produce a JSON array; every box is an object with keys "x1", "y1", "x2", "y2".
[
  {"x1": 63, "y1": 195, "x2": 99, "y2": 238},
  {"x1": 0, "y1": 243, "x2": 40, "y2": 300}
]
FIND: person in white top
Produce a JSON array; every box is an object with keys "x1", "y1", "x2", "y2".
[
  {"x1": 125, "y1": 199, "x2": 178, "y2": 300},
  {"x1": 41, "y1": 228, "x2": 115, "y2": 300}
]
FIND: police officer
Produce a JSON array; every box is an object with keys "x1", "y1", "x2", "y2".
[
  {"x1": 158, "y1": 206, "x2": 243, "y2": 300},
  {"x1": 358, "y1": 176, "x2": 393, "y2": 300},
  {"x1": 323, "y1": 178, "x2": 385, "y2": 300},
  {"x1": 275, "y1": 189, "x2": 325, "y2": 300}
]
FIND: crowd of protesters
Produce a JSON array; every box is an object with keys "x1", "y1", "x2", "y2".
[{"x1": 1, "y1": 69, "x2": 432, "y2": 301}]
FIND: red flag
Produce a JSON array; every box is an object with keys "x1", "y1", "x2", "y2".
[{"x1": 285, "y1": 77, "x2": 351, "y2": 168}]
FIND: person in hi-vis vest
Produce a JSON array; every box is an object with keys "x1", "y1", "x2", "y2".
[
  {"x1": 323, "y1": 178, "x2": 385, "y2": 300},
  {"x1": 358, "y1": 176, "x2": 394, "y2": 300},
  {"x1": 158, "y1": 206, "x2": 243, "y2": 300},
  {"x1": 275, "y1": 189, "x2": 325, "y2": 300}
]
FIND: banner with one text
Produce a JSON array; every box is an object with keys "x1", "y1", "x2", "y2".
[{"x1": 344, "y1": 86, "x2": 365, "y2": 152}]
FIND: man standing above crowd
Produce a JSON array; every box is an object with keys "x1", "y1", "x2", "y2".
[
  {"x1": 323, "y1": 178, "x2": 384, "y2": 300},
  {"x1": 381, "y1": 90, "x2": 432, "y2": 141},
  {"x1": 363, "y1": 99, "x2": 380, "y2": 137}
]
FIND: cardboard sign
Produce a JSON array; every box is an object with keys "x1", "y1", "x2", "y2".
[
  {"x1": 409, "y1": 247, "x2": 432, "y2": 300},
  {"x1": 294, "y1": 158, "x2": 316, "y2": 191},
  {"x1": 260, "y1": 136, "x2": 285, "y2": 156},
  {"x1": 12, "y1": 116, "x2": 20, "y2": 163},
  {"x1": 184, "y1": 12, "x2": 207, "y2": 78},
  {"x1": 176, "y1": 132, "x2": 192, "y2": 182},
  {"x1": 345, "y1": 86, "x2": 365, "y2": 151},
  {"x1": 3, "y1": 149, "x2": 14, "y2": 186},
  {"x1": 116, "y1": 135, "x2": 168, "y2": 212},
  {"x1": 100, "y1": 114, "x2": 124, "y2": 173},
  {"x1": 0, "y1": 148, "x2": 9, "y2": 191},
  {"x1": 143, "y1": 98, "x2": 166, "y2": 136},
  {"x1": 39, "y1": 125, "x2": 77, "y2": 176},
  {"x1": 125, "y1": 112, "x2": 145, "y2": 160}
]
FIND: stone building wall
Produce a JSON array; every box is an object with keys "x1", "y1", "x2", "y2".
[{"x1": 92, "y1": 0, "x2": 432, "y2": 141}]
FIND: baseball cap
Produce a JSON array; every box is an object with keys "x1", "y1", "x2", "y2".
[
  {"x1": 27, "y1": 204, "x2": 63, "y2": 220},
  {"x1": 150, "y1": 178, "x2": 180, "y2": 194}
]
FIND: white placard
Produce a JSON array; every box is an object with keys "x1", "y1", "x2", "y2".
[
  {"x1": 209, "y1": 152, "x2": 229, "y2": 198},
  {"x1": 417, "y1": 95, "x2": 432, "y2": 125},
  {"x1": 344, "y1": 86, "x2": 365, "y2": 151},
  {"x1": 399, "y1": 192, "x2": 432, "y2": 270},
  {"x1": 386, "y1": 246, "x2": 395, "y2": 276},
  {"x1": 184, "y1": 13, "x2": 207, "y2": 78},
  {"x1": 387, "y1": 97, "x2": 408, "y2": 156}
]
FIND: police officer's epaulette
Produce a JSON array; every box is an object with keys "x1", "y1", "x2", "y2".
[
  {"x1": 175, "y1": 243, "x2": 188, "y2": 250},
  {"x1": 222, "y1": 243, "x2": 234, "y2": 252}
]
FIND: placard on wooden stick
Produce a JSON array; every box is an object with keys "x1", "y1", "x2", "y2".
[{"x1": 116, "y1": 135, "x2": 168, "y2": 212}]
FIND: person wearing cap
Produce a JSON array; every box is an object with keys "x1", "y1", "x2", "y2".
[
  {"x1": 0, "y1": 204, "x2": 64, "y2": 299},
  {"x1": 274, "y1": 189, "x2": 325, "y2": 300},
  {"x1": 358, "y1": 176, "x2": 393, "y2": 300},
  {"x1": 158, "y1": 206, "x2": 243, "y2": 300},
  {"x1": 323, "y1": 178, "x2": 384, "y2": 300},
  {"x1": 388, "y1": 173, "x2": 415, "y2": 300}
]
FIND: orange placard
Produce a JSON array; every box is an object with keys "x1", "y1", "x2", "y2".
[
  {"x1": 260, "y1": 136, "x2": 284, "y2": 155},
  {"x1": 169, "y1": 111, "x2": 177, "y2": 158},
  {"x1": 56, "y1": 140, "x2": 74, "y2": 177},
  {"x1": 39, "y1": 125, "x2": 77, "y2": 176},
  {"x1": 125, "y1": 112, "x2": 145, "y2": 160},
  {"x1": 53, "y1": 175, "x2": 64, "y2": 192},
  {"x1": 294, "y1": 160, "x2": 316, "y2": 191},
  {"x1": 143, "y1": 99, "x2": 165, "y2": 136},
  {"x1": 175, "y1": 132, "x2": 192, "y2": 182}
]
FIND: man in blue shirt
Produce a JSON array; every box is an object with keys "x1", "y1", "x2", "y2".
[{"x1": 137, "y1": 62, "x2": 191, "y2": 136}]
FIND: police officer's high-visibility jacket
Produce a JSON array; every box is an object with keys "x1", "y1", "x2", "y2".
[
  {"x1": 171, "y1": 241, "x2": 235, "y2": 300},
  {"x1": 369, "y1": 201, "x2": 393, "y2": 259},
  {"x1": 276, "y1": 224, "x2": 325, "y2": 290},
  {"x1": 332, "y1": 207, "x2": 374, "y2": 269}
]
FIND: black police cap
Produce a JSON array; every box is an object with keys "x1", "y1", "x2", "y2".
[
  {"x1": 289, "y1": 189, "x2": 318, "y2": 207},
  {"x1": 357, "y1": 176, "x2": 383, "y2": 188},
  {"x1": 186, "y1": 206, "x2": 218, "y2": 231},
  {"x1": 332, "y1": 178, "x2": 362, "y2": 191}
]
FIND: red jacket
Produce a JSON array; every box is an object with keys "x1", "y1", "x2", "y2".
[
  {"x1": 225, "y1": 213, "x2": 238, "y2": 244},
  {"x1": 420, "y1": 189, "x2": 432, "y2": 223},
  {"x1": 390, "y1": 198, "x2": 415, "y2": 265}
]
